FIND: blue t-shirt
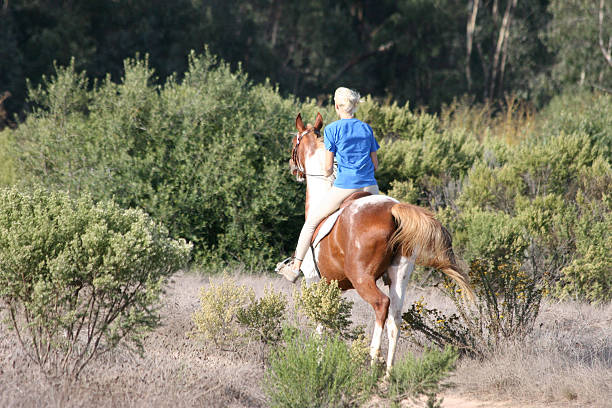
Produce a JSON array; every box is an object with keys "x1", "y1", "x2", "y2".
[{"x1": 324, "y1": 118, "x2": 380, "y2": 189}]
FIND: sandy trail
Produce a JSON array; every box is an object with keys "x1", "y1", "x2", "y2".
[{"x1": 440, "y1": 395, "x2": 558, "y2": 408}]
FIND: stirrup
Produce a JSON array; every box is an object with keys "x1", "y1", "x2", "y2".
[
  {"x1": 274, "y1": 257, "x2": 293, "y2": 272},
  {"x1": 275, "y1": 257, "x2": 301, "y2": 283}
]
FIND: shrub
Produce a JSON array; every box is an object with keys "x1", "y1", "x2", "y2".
[
  {"x1": 294, "y1": 279, "x2": 363, "y2": 340},
  {"x1": 513, "y1": 132, "x2": 598, "y2": 198},
  {"x1": 450, "y1": 208, "x2": 528, "y2": 263},
  {"x1": 192, "y1": 278, "x2": 289, "y2": 351},
  {"x1": 236, "y1": 285, "x2": 287, "y2": 346},
  {"x1": 457, "y1": 162, "x2": 524, "y2": 213},
  {"x1": 451, "y1": 146, "x2": 610, "y2": 301},
  {"x1": 357, "y1": 97, "x2": 482, "y2": 206},
  {"x1": 577, "y1": 156, "x2": 611, "y2": 202},
  {"x1": 537, "y1": 91, "x2": 612, "y2": 157},
  {"x1": 376, "y1": 125, "x2": 481, "y2": 207},
  {"x1": 514, "y1": 194, "x2": 576, "y2": 284},
  {"x1": 557, "y1": 192, "x2": 612, "y2": 303},
  {"x1": 0, "y1": 187, "x2": 191, "y2": 378},
  {"x1": 264, "y1": 331, "x2": 379, "y2": 408},
  {"x1": 0, "y1": 129, "x2": 15, "y2": 187},
  {"x1": 402, "y1": 259, "x2": 543, "y2": 357},
  {"x1": 386, "y1": 347, "x2": 458, "y2": 408},
  {"x1": 358, "y1": 97, "x2": 439, "y2": 142},
  {"x1": 191, "y1": 276, "x2": 255, "y2": 349},
  {"x1": 386, "y1": 179, "x2": 420, "y2": 204}
]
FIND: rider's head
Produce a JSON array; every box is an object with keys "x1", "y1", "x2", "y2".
[{"x1": 334, "y1": 87, "x2": 361, "y2": 116}]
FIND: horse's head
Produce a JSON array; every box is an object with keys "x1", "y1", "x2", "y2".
[{"x1": 290, "y1": 112, "x2": 323, "y2": 182}]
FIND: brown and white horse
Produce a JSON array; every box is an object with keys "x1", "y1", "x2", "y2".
[{"x1": 289, "y1": 112, "x2": 474, "y2": 374}]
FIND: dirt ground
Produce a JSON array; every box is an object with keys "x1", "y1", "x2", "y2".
[{"x1": 1, "y1": 271, "x2": 610, "y2": 407}]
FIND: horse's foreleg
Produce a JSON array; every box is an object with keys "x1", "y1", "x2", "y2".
[
  {"x1": 352, "y1": 278, "x2": 390, "y2": 363},
  {"x1": 385, "y1": 251, "x2": 417, "y2": 375}
]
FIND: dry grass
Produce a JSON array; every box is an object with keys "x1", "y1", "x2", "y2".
[
  {"x1": 448, "y1": 301, "x2": 612, "y2": 407},
  {"x1": 1, "y1": 271, "x2": 610, "y2": 407},
  {"x1": 439, "y1": 94, "x2": 536, "y2": 145}
]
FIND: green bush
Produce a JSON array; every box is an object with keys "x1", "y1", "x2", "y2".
[
  {"x1": 386, "y1": 347, "x2": 458, "y2": 408},
  {"x1": 386, "y1": 179, "x2": 420, "y2": 204},
  {"x1": 537, "y1": 91, "x2": 612, "y2": 157},
  {"x1": 513, "y1": 132, "x2": 599, "y2": 198},
  {"x1": 0, "y1": 187, "x2": 191, "y2": 378},
  {"x1": 358, "y1": 97, "x2": 439, "y2": 142},
  {"x1": 355, "y1": 97, "x2": 482, "y2": 206},
  {"x1": 514, "y1": 194, "x2": 576, "y2": 283},
  {"x1": 557, "y1": 192, "x2": 612, "y2": 303},
  {"x1": 457, "y1": 132, "x2": 599, "y2": 213},
  {"x1": 236, "y1": 285, "x2": 287, "y2": 346},
  {"x1": 264, "y1": 331, "x2": 379, "y2": 408},
  {"x1": 294, "y1": 279, "x2": 363, "y2": 340},
  {"x1": 376, "y1": 124, "x2": 481, "y2": 206},
  {"x1": 450, "y1": 208, "x2": 528, "y2": 263},
  {"x1": 0, "y1": 129, "x2": 15, "y2": 187},
  {"x1": 457, "y1": 162, "x2": 524, "y2": 213},
  {"x1": 577, "y1": 156, "x2": 611, "y2": 202}
]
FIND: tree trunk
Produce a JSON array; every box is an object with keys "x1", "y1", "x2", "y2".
[
  {"x1": 489, "y1": 0, "x2": 517, "y2": 99},
  {"x1": 498, "y1": 7, "x2": 513, "y2": 96},
  {"x1": 477, "y1": 42, "x2": 490, "y2": 100},
  {"x1": 492, "y1": 0, "x2": 500, "y2": 23},
  {"x1": 466, "y1": 0, "x2": 480, "y2": 91},
  {"x1": 598, "y1": 0, "x2": 612, "y2": 68},
  {"x1": 269, "y1": 0, "x2": 282, "y2": 48}
]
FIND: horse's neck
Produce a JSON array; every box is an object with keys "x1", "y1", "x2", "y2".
[{"x1": 304, "y1": 144, "x2": 332, "y2": 218}]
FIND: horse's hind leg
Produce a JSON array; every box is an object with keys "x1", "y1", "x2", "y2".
[
  {"x1": 352, "y1": 276, "x2": 390, "y2": 363},
  {"x1": 385, "y1": 251, "x2": 417, "y2": 375}
]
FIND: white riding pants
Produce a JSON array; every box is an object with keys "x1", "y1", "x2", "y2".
[{"x1": 294, "y1": 184, "x2": 379, "y2": 260}]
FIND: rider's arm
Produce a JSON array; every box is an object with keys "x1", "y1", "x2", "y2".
[
  {"x1": 325, "y1": 150, "x2": 335, "y2": 177},
  {"x1": 370, "y1": 151, "x2": 378, "y2": 171}
]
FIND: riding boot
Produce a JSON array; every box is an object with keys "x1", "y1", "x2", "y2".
[{"x1": 275, "y1": 258, "x2": 301, "y2": 283}]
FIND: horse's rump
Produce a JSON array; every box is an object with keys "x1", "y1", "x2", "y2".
[{"x1": 317, "y1": 195, "x2": 399, "y2": 288}]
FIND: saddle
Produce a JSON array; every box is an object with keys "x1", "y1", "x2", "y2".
[{"x1": 310, "y1": 191, "x2": 372, "y2": 243}]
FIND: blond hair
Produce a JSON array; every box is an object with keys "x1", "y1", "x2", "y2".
[{"x1": 334, "y1": 87, "x2": 361, "y2": 115}]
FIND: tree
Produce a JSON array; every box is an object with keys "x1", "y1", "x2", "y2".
[
  {"x1": 545, "y1": 0, "x2": 612, "y2": 92},
  {"x1": 466, "y1": 0, "x2": 551, "y2": 100}
]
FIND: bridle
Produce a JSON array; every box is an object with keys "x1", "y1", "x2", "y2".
[{"x1": 290, "y1": 128, "x2": 329, "y2": 180}]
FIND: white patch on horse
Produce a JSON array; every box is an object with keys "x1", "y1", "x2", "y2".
[
  {"x1": 304, "y1": 149, "x2": 333, "y2": 216},
  {"x1": 347, "y1": 195, "x2": 399, "y2": 216},
  {"x1": 385, "y1": 252, "x2": 417, "y2": 374},
  {"x1": 370, "y1": 322, "x2": 384, "y2": 360}
]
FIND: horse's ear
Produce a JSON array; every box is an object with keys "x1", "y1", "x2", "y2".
[
  {"x1": 314, "y1": 112, "x2": 323, "y2": 131},
  {"x1": 295, "y1": 113, "x2": 306, "y2": 132}
]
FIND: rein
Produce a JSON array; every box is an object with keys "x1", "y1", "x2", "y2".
[{"x1": 291, "y1": 128, "x2": 329, "y2": 179}]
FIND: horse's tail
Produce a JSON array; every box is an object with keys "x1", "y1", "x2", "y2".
[{"x1": 389, "y1": 203, "x2": 474, "y2": 301}]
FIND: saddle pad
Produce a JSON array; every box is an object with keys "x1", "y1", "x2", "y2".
[{"x1": 301, "y1": 207, "x2": 345, "y2": 280}]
